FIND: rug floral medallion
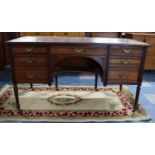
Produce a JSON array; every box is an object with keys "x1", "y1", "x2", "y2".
[{"x1": 0, "y1": 85, "x2": 151, "y2": 122}]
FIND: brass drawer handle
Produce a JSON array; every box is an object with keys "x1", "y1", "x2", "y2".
[
  {"x1": 25, "y1": 48, "x2": 33, "y2": 52},
  {"x1": 74, "y1": 48, "x2": 84, "y2": 53},
  {"x1": 118, "y1": 72, "x2": 129, "y2": 79},
  {"x1": 121, "y1": 59, "x2": 130, "y2": 65},
  {"x1": 26, "y1": 72, "x2": 36, "y2": 79},
  {"x1": 123, "y1": 49, "x2": 131, "y2": 54},
  {"x1": 27, "y1": 58, "x2": 35, "y2": 64}
]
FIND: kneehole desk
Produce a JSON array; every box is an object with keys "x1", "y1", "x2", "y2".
[{"x1": 6, "y1": 36, "x2": 149, "y2": 111}]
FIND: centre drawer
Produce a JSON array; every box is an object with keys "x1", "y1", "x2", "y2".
[
  {"x1": 110, "y1": 47, "x2": 143, "y2": 57},
  {"x1": 50, "y1": 46, "x2": 107, "y2": 55},
  {"x1": 14, "y1": 55, "x2": 48, "y2": 67},
  {"x1": 14, "y1": 68, "x2": 48, "y2": 83}
]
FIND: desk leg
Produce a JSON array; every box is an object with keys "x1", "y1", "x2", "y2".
[
  {"x1": 30, "y1": 83, "x2": 33, "y2": 89},
  {"x1": 48, "y1": 82, "x2": 51, "y2": 86},
  {"x1": 120, "y1": 85, "x2": 123, "y2": 91},
  {"x1": 55, "y1": 74, "x2": 58, "y2": 90},
  {"x1": 134, "y1": 84, "x2": 141, "y2": 111},
  {"x1": 13, "y1": 84, "x2": 20, "y2": 110},
  {"x1": 95, "y1": 72, "x2": 98, "y2": 91}
]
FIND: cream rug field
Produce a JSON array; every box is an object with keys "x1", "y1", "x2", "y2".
[{"x1": 0, "y1": 85, "x2": 151, "y2": 122}]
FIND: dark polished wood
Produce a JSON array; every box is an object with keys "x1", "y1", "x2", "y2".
[
  {"x1": 0, "y1": 32, "x2": 20, "y2": 69},
  {"x1": 134, "y1": 47, "x2": 147, "y2": 111},
  {"x1": 120, "y1": 85, "x2": 122, "y2": 91},
  {"x1": 9, "y1": 45, "x2": 20, "y2": 110},
  {"x1": 6, "y1": 36, "x2": 149, "y2": 111},
  {"x1": 13, "y1": 83, "x2": 20, "y2": 110},
  {"x1": 2, "y1": 33, "x2": 20, "y2": 64}
]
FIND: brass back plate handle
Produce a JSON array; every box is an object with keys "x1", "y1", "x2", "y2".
[
  {"x1": 27, "y1": 58, "x2": 35, "y2": 64},
  {"x1": 74, "y1": 48, "x2": 84, "y2": 53},
  {"x1": 26, "y1": 72, "x2": 37, "y2": 79},
  {"x1": 123, "y1": 49, "x2": 131, "y2": 54},
  {"x1": 118, "y1": 72, "x2": 129, "y2": 79},
  {"x1": 25, "y1": 48, "x2": 33, "y2": 52},
  {"x1": 121, "y1": 59, "x2": 130, "y2": 65}
]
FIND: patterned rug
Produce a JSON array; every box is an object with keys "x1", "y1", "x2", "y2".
[{"x1": 0, "y1": 85, "x2": 151, "y2": 122}]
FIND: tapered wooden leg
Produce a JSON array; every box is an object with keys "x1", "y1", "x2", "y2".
[
  {"x1": 134, "y1": 85, "x2": 141, "y2": 111},
  {"x1": 55, "y1": 74, "x2": 58, "y2": 90},
  {"x1": 48, "y1": 74, "x2": 52, "y2": 86},
  {"x1": 120, "y1": 85, "x2": 123, "y2": 91},
  {"x1": 13, "y1": 84, "x2": 20, "y2": 110},
  {"x1": 30, "y1": 83, "x2": 35, "y2": 91},
  {"x1": 95, "y1": 72, "x2": 98, "y2": 91},
  {"x1": 30, "y1": 83, "x2": 33, "y2": 89}
]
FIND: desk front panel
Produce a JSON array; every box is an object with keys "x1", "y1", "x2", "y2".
[{"x1": 9, "y1": 44, "x2": 145, "y2": 86}]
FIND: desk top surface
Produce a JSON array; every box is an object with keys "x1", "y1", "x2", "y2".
[{"x1": 6, "y1": 36, "x2": 149, "y2": 47}]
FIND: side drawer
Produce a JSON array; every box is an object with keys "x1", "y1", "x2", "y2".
[
  {"x1": 12, "y1": 46, "x2": 47, "y2": 54},
  {"x1": 107, "y1": 69, "x2": 139, "y2": 84},
  {"x1": 109, "y1": 47, "x2": 143, "y2": 57},
  {"x1": 14, "y1": 68, "x2": 48, "y2": 83},
  {"x1": 14, "y1": 55, "x2": 48, "y2": 67},
  {"x1": 50, "y1": 46, "x2": 107, "y2": 55},
  {"x1": 109, "y1": 57, "x2": 141, "y2": 67}
]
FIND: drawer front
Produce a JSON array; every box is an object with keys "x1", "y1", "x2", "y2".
[
  {"x1": 15, "y1": 68, "x2": 48, "y2": 83},
  {"x1": 14, "y1": 55, "x2": 48, "y2": 67},
  {"x1": 110, "y1": 47, "x2": 143, "y2": 57},
  {"x1": 109, "y1": 57, "x2": 141, "y2": 67},
  {"x1": 50, "y1": 46, "x2": 107, "y2": 55},
  {"x1": 107, "y1": 70, "x2": 139, "y2": 84},
  {"x1": 12, "y1": 47, "x2": 47, "y2": 54}
]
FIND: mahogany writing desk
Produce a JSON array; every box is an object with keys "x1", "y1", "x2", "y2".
[{"x1": 6, "y1": 36, "x2": 149, "y2": 111}]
